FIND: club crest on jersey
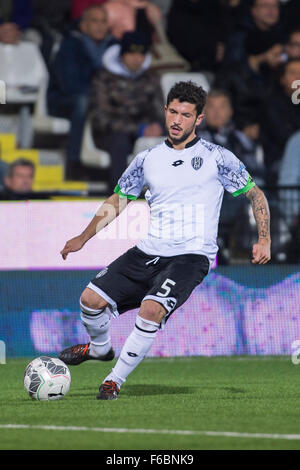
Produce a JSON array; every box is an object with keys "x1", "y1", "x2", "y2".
[{"x1": 191, "y1": 156, "x2": 203, "y2": 170}]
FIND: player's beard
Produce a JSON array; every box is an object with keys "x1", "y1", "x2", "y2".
[{"x1": 167, "y1": 120, "x2": 197, "y2": 146}]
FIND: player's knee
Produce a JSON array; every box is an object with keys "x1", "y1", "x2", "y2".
[
  {"x1": 139, "y1": 300, "x2": 166, "y2": 324},
  {"x1": 80, "y1": 288, "x2": 107, "y2": 311}
]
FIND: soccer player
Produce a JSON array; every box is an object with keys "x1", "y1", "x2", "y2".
[{"x1": 59, "y1": 81, "x2": 271, "y2": 400}]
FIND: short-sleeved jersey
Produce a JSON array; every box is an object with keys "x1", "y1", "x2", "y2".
[{"x1": 114, "y1": 137, "x2": 255, "y2": 266}]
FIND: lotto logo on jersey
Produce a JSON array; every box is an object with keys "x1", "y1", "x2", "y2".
[{"x1": 191, "y1": 156, "x2": 203, "y2": 170}]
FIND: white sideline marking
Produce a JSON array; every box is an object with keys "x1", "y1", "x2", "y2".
[{"x1": 1, "y1": 424, "x2": 300, "y2": 441}]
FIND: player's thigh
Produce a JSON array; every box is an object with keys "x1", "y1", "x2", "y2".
[
  {"x1": 86, "y1": 248, "x2": 150, "y2": 316},
  {"x1": 145, "y1": 254, "x2": 210, "y2": 316}
]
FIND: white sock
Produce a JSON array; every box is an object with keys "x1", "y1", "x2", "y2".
[
  {"x1": 104, "y1": 315, "x2": 159, "y2": 387},
  {"x1": 80, "y1": 299, "x2": 111, "y2": 357}
]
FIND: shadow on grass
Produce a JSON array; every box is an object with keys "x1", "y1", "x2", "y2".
[
  {"x1": 123, "y1": 384, "x2": 196, "y2": 397},
  {"x1": 222, "y1": 387, "x2": 247, "y2": 394},
  {"x1": 16, "y1": 385, "x2": 197, "y2": 402},
  {"x1": 16, "y1": 393, "x2": 97, "y2": 402}
]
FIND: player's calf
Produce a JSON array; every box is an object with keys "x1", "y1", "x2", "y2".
[
  {"x1": 58, "y1": 293, "x2": 114, "y2": 365},
  {"x1": 79, "y1": 290, "x2": 113, "y2": 358},
  {"x1": 98, "y1": 315, "x2": 160, "y2": 399}
]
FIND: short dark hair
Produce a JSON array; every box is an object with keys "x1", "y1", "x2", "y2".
[
  {"x1": 167, "y1": 81, "x2": 207, "y2": 116},
  {"x1": 250, "y1": 0, "x2": 279, "y2": 7},
  {"x1": 81, "y1": 4, "x2": 107, "y2": 21},
  {"x1": 278, "y1": 57, "x2": 300, "y2": 79},
  {"x1": 6, "y1": 158, "x2": 35, "y2": 178},
  {"x1": 120, "y1": 31, "x2": 150, "y2": 56}
]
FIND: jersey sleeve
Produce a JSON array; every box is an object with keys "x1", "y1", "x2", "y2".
[
  {"x1": 215, "y1": 146, "x2": 256, "y2": 197},
  {"x1": 114, "y1": 151, "x2": 147, "y2": 200}
]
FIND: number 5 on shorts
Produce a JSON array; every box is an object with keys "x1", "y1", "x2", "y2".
[{"x1": 156, "y1": 279, "x2": 176, "y2": 297}]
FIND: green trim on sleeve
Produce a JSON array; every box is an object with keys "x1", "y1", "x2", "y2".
[
  {"x1": 232, "y1": 175, "x2": 256, "y2": 197},
  {"x1": 114, "y1": 184, "x2": 138, "y2": 200}
]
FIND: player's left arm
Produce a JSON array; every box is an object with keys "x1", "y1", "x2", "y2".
[{"x1": 244, "y1": 185, "x2": 271, "y2": 264}]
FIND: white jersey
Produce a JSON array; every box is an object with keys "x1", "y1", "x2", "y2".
[{"x1": 114, "y1": 137, "x2": 255, "y2": 266}]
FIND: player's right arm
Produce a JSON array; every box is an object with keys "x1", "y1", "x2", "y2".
[
  {"x1": 60, "y1": 151, "x2": 147, "y2": 260},
  {"x1": 60, "y1": 193, "x2": 129, "y2": 260}
]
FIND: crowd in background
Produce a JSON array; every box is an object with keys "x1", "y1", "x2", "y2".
[{"x1": 0, "y1": 0, "x2": 300, "y2": 263}]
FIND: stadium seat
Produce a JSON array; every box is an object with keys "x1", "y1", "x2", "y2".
[
  {"x1": 0, "y1": 134, "x2": 17, "y2": 154},
  {"x1": 0, "y1": 42, "x2": 45, "y2": 146},
  {"x1": 1, "y1": 149, "x2": 40, "y2": 166},
  {"x1": 0, "y1": 42, "x2": 70, "y2": 140},
  {"x1": 0, "y1": 42, "x2": 46, "y2": 104},
  {"x1": 35, "y1": 165, "x2": 64, "y2": 184},
  {"x1": 33, "y1": 180, "x2": 89, "y2": 192},
  {"x1": 160, "y1": 72, "x2": 210, "y2": 102},
  {"x1": 80, "y1": 118, "x2": 110, "y2": 169},
  {"x1": 0, "y1": 115, "x2": 19, "y2": 138},
  {"x1": 32, "y1": 77, "x2": 70, "y2": 135}
]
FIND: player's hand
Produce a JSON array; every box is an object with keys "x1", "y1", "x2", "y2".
[
  {"x1": 60, "y1": 235, "x2": 85, "y2": 260},
  {"x1": 251, "y1": 239, "x2": 271, "y2": 264}
]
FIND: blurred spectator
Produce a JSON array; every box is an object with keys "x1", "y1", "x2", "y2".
[
  {"x1": 0, "y1": 0, "x2": 33, "y2": 44},
  {"x1": 32, "y1": 0, "x2": 71, "y2": 33},
  {"x1": 72, "y1": 0, "x2": 107, "y2": 19},
  {"x1": 90, "y1": 31, "x2": 164, "y2": 192},
  {"x1": 197, "y1": 89, "x2": 266, "y2": 184},
  {"x1": 104, "y1": 0, "x2": 188, "y2": 74},
  {"x1": 260, "y1": 59, "x2": 300, "y2": 183},
  {"x1": 284, "y1": 29, "x2": 300, "y2": 61},
  {"x1": 225, "y1": 0, "x2": 285, "y2": 64},
  {"x1": 149, "y1": 18, "x2": 189, "y2": 75},
  {"x1": 0, "y1": 22, "x2": 20, "y2": 44},
  {"x1": 0, "y1": 158, "x2": 35, "y2": 199},
  {"x1": 151, "y1": 0, "x2": 172, "y2": 25},
  {"x1": 281, "y1": 0, "x2": 300, "y2": 34},
  {"x1": 47, "y1": 5, "x2": 114, "y2": 180},
  {"x1": 197, "y1": 89, "x2": 234, "y2": 147},
  {"x1": 278, "y1": 132, "x2": 300, "y2": 262},
  {"x1": 167, "y1": 0, "x2": 225, "y2": 72},
  {"x1": 0, "y1": 161, "x2": 8, "y2": 189},
  {"x1": 214, "y1": 39, "x2": 284, "y2": 123},
  {"x1": 220, "y1": 0, "x2": 250, "y2": 42},
  {"x1": 234, "y1": 114, "x2": 266, "y2": 186},
  {"x1": 31, "y1": 0, "x2": 72, "y2": 66}
]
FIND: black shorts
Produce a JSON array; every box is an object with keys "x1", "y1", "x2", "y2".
[{"x1": 87, "y1": 246, "x2": 209, "y2": 326}]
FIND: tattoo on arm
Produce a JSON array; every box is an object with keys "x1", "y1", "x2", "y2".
[{"x1": 245, "y1": 186, "x2": 271, "y2": 241}]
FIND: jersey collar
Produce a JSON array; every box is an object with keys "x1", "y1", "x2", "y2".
[{"x1": 165, "y1": 136, "x2": 200, "y2": 149}]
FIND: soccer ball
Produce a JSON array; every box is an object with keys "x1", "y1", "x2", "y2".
[{"x1": 24, "y1": 356, "x2": 71, "y2": 401}]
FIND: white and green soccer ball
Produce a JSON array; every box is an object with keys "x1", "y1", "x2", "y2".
[{"x1": 24, "y1": 356, "x2": 71, "y2": 401}]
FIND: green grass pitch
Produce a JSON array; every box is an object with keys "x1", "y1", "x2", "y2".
[{"x1": 1, "y1": 356, "x2": 300, "y2": 450}]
